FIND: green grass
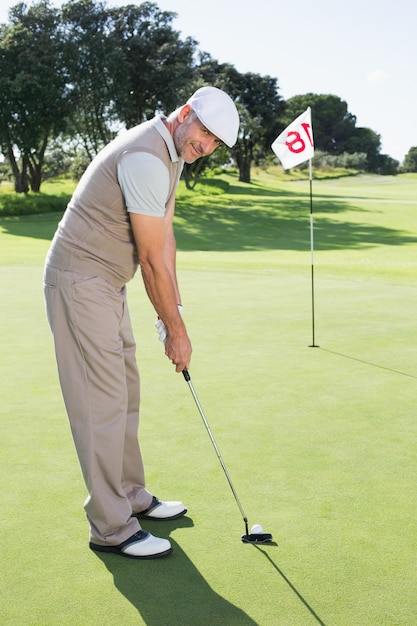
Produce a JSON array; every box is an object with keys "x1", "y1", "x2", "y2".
[{"x1": 1, "y1": 172, "x2": 417, "y2": 625}]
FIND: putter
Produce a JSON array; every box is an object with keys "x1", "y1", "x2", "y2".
[{"x1": 182, "y1": 368, "x2": 272, "y2": 544}]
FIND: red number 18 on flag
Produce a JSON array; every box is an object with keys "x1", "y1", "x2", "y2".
[{"x1": 286, "y1": 122, "x2": 314, "y2": 154}]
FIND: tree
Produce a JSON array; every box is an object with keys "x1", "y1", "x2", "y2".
[
  {"x1": 402, "y1": 147, "x2": 417, "y2": 172},
  {"x1": 61, "y1": 0, "x2": 123, "y2": 159},
  {"x1": 343, "y1": 126, "x2": 382, "y2": 172},
  {"x1": 282, "y1": 94, "x2": 357, "y2": 155},
  {"x1": 375, "y1": 153, "x2": 399, "y2": 176},
  {"x1": 0, "y1": 1, "x2": 70, "y2": 192},
  {"x1": 109, "y1": 2, "x2": 197, "y2": 128},
  {"x1": 59, "y1": 0, "x2": 197, "y2": 159},
  {"x1": 0, "y1": 0, "x2": 199, "y2": 189},
  {"x1": 235, "y1": 72, "x2": 284, "y2": 181},
  {"x1": 233, "y1": 104, "x2": 262, "y2": 183},
  {"x1": 279, "y1": 93, "x2": 398, "y2": 173}
]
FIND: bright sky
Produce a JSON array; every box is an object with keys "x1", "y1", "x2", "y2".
[{"x1": 1, "y1": 0, "x2": 416, "y2": 163}]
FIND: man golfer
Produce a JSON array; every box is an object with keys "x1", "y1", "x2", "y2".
[{"x1": 43, "y1": 86, "x2": 239, "y2": 559}]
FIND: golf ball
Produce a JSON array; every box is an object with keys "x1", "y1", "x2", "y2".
[{"x1": 251, "y1": 524, "x2": 264, "y2": 534}]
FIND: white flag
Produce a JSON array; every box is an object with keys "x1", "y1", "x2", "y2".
[{"x1": 271, "y1": 107, "x2": 314, "y2": 170}]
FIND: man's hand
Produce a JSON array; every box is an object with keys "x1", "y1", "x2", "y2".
[
  {"x1": 164, "y1": 331, "x2": 192, "y2": 373},
  {"x1": 155, "y1": 305, "x2": 190, "y2": 371}
]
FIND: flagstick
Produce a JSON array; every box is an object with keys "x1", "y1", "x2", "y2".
[
  {"x1": 271, "y1": 106, "x2": 316, "y2": 346},
  {"x1": 309, "y1": 158, "x2": 319, "y2": 347}
]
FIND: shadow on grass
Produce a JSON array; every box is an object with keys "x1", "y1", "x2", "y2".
[
  {"x1": 174, "y1": 199, "x2": 417, "y2": 252},
  {"x1": 1, "y1": 198, "x2": 416, "y2": 253},
  {"x1": 0, "y1": 212, "x2": 64, "y2": 242},
  {"x1": 254, "y1": 545, "x2": 328, "y2": 626},
  {"x1": 92, "y1": 516, "x2": 258, "y2": 625},
  {"x1": 319, "y1": 347, "x2": 417, "y2": 379}
]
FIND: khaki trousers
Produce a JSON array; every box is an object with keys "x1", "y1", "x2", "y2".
[{"x1": 43, "y1": 266, "x2": 152, "y2": 545}]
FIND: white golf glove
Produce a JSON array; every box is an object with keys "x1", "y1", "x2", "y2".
[{"x1": 155, "y1": 304, "x2": 183, "y2": 344}]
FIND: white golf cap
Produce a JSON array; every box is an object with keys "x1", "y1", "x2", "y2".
[{"x1": 186, "y1": 86, "x2": 240, "y2": 148}]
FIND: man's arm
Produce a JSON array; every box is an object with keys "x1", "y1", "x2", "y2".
[
  {"x1": 129, "y1": 211, "x2": 191, "y2": 372},
  {"x1": 162, "y1": 196, "x2": 181, "y2": 306}
]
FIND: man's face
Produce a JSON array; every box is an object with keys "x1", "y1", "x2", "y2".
[{"x1": 174, "y1": 111, "x2": 223, "y2": 163}]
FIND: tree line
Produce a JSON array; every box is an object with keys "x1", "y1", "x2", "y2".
[{"x1": 0, "y1": 0, "x2": 410, "y2": 194}]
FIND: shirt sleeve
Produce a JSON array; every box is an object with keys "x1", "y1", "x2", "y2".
[{"x1": 117, "y1": 151, "x2": 170, "y2": 217}]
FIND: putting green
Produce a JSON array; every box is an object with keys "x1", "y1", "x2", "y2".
[{"x1": 1, "y1": 172, "x2": 416, "y2": 624}]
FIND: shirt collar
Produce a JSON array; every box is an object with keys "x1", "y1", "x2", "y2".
[{"x1": 153, "y1": 115, "x2": 179, "y2": 162}]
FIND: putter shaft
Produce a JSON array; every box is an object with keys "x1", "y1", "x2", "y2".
[{"x1": 182, "y1": 368, "x2": 249, "y2": 529}]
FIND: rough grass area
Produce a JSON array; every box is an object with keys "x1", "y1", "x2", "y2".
[
  {"x1": 0, "y1": 177, "x2": 74, "y2": 216},
  {"x1": 1, "y1": 172, "x2": 416, "y2": 625}
]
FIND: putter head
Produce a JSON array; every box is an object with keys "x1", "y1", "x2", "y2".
[{"x1": 241, "y1": 532, "x2": 273, "y2": 544}]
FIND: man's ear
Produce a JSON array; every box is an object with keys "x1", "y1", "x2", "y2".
[{"x1": 178, "y1": 104, "x2": 192, "y2": 123}]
